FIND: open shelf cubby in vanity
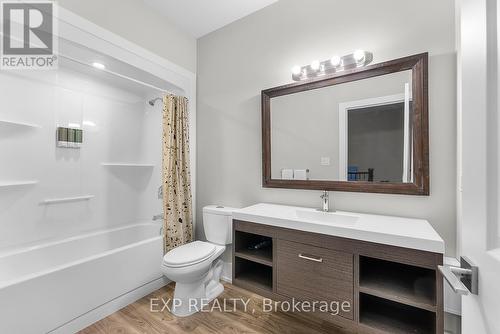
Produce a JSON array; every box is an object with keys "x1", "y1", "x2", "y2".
[
  {"x1": 233, "y1": 230, "x2": 273, "y2": 294},
  {"x1": 358, "y1": 256, "x2": 438, "y2": 333},
  {"x1": 359, "y1": 293, "x2": 436, "y2": 334}
]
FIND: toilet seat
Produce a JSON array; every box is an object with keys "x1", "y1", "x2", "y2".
[{"x1": 163, "y1": 241, "x2": 216, "y2": 268}]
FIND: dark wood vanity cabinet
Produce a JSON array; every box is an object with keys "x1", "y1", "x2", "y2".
[
  {"x1": 232, "y1": 220, "x2": 443, "y2": 334},
  {"x1": 276, "y1": 240, "x2": 354, "y2": 320}
]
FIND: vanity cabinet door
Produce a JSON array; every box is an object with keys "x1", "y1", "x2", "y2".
[{"x1": 276, "y1": 239, "x2": 354, "y2": 320}]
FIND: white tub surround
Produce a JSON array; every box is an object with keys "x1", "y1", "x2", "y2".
[
  {"x1": 233, "y1": 203, "x2": 444, "y2": 254},
  {"x1": 0, "y1": 6, "x2": 197, "y2": 250},
  {"x1": 0, "y1": 7, "x2": 193, "y2": 334},
  {"x1": 0, "y1": 223, "x2": 164, "y2": 334}
]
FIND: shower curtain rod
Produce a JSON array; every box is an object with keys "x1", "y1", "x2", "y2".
[{"x1": 59, "y1": 54, "x2": 175, "y2": 96}]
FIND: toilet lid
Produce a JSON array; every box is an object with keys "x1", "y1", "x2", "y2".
[{"x1": 163, "y1": 241, "x2": 216, "y2": 268}]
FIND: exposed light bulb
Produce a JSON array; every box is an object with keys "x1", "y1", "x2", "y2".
[
  {"x1": 353, "y1": 50, "x2": 365, "y2": 63},
  {"x1": 330, "y1": 55, "x2": 342, "y2": 67},
  {"x1": 92, "y1": 62, "x2": 106, "y2": 70},
  {"x1": 310, "y1": 60, "x2": 320, "y2": 71},
  {"x1": 291, "y1": 51, "x2": 373, "y2": 81}
]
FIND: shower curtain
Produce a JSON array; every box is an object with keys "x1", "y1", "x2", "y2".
[{"x1": 162, "y1": 94, "x2": 193, "y2": 253}]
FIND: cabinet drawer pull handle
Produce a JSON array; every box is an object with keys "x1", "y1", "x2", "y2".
[{"x1": 298, "y1": 253, "x2": 323, "y2": 263}]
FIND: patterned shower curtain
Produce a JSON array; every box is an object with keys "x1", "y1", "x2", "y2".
[{"x1": 162, "y1": 95, "x2": 193, "y2": 253}]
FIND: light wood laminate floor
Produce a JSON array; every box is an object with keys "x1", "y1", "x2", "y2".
[{"x1": 80, "y1": 283, "x2": 348, "y2": 334}]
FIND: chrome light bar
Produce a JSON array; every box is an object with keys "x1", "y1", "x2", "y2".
[{"x1": 291, "y1": 50, "x2": 373, "y2": 81}]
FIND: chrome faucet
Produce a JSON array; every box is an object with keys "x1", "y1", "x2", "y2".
[{"x1": 320, "y1": 191, "x2": 329, "y2": 212}]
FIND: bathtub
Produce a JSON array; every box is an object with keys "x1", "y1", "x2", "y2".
[{"x1": 0, "y1": 223, "x2": 165, "y2": 334}]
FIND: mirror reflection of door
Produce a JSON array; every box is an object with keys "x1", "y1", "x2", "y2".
[{"x1": 339, "y1": 87, "x2": 412, "y2": 183}]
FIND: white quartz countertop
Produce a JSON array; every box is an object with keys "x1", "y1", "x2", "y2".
[{"x1": 232, "y1": 203, "x2": 444, "y2": 254}]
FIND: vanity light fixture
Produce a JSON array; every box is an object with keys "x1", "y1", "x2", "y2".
[
  {"x1": 310, "y1": 60, "x2": 320, "y2": 71},
  {"x1": 353, "y1": 50, "x2": 366, "y2": 63},
  {"x1": 291, "y1": 50, "x2": 373, "y2": 81},
  {"x1": 330, "y1": 55, "x2": 342, "y2": 67},
  {"x1": 291, "y1": 65, "x2": 302, "y2": 75}
]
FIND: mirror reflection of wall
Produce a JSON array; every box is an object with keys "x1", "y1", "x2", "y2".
[{"x1": 270, "y1": 70, "x2": 412, "y2": 183}]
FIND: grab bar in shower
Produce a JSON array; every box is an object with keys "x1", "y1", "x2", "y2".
[{"x1": 40, "y1": 195, "x2": 95, "y2": 205}]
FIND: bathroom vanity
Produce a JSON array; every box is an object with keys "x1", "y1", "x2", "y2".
[
  {"x1": 232, "y1": 203, "x2": 444, "y2": 334},
  {"x1": 238, "y1": 53, "x2": 443, "y2": 332}
]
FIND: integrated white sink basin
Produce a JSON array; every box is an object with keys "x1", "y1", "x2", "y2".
[
  {"x1": 232, "y1": 203, "x2": 445, "y2": 253},
  {"x1": 295, "y1": 209, "x2": 359, "y2": 225}
]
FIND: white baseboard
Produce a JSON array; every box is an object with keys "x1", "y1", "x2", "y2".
[
  {"x1": 49, "y1": 277, "x2": 170, "y2": 334},
  {"x1": 221, "y1": 275, "x2": 232, "y2": 283},
  {"x1": 221, "y1": 261, "x2": 232, "y2": 283}
]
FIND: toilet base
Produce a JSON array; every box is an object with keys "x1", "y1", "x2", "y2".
[
  {"x1": 206, "y1": 282, "x2": 224, "y2": 301},
  {"x1": 171, "y1": 259, "x2": 225, "y2": 317},
  {"x1": 171, "y1": 280, "x2": 206, "y2": 317}
]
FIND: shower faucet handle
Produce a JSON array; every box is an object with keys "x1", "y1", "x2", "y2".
[{"x1": 153, "y1": 214, "x2": 164, "y2": 221}]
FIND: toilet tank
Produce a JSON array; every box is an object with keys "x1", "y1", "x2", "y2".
[{"x1": 203, "y1": 205, "x2": 236, "y2": 245}]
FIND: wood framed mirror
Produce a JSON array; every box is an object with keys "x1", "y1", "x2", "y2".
[{"x1": 262, "y1": 53, "x2": 429, "y2": 195}]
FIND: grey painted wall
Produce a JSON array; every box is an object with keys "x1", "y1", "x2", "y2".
[
  {"x1": 197, "y1": 0, "x2": 457, "y2": 256},
  {"x1": 59, "y1": 0, "x2": 197, "y2": 72}
]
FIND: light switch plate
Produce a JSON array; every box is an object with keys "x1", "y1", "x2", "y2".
[{"x1": 320, "y1": 157, "x2": 331, "y2": 166}]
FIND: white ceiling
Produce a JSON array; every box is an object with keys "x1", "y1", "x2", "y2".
[
  {"x1": 59, "y1": 38, "x2": 184, "y2": 96},
  {"x1": 143, "y1": 0, "x2": 278, "y2": 38}
]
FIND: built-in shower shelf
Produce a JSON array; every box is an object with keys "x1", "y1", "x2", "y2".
[
  {"x1": 40, "y1": 195, "x2": 95, "y2": 205},
  {"x1": 0, "y1": 119, "x2": 41, "y2": 128},
  {"x1": 0, "y1": 180, "x2": 39, "y2": 187},
  {"x1": 101, "y1": 163, "x2": 155, "y2": 167}
]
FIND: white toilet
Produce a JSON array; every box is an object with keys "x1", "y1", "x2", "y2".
[{"x1": 161, "y1": 205, "x2": 235, "y2": 317}]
